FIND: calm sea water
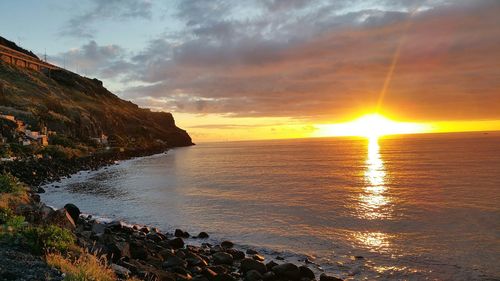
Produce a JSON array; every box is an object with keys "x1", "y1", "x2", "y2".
[{"x1": 41, "y1": 132, "x2": 500, "y2": 280}]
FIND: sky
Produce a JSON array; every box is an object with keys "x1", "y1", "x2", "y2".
[{"x1": 0, "y1": 0, "x2": 499, "y2": 142}]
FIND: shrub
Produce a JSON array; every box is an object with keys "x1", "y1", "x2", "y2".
[
  {"x1": 21, "y1": 225, "x2": 75, "y2": 254},
  {"x1": 0, "y1": 173, "x2": 23, "y2": 193}
]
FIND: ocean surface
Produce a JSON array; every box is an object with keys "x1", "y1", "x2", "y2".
[{"x1": 41, "y1": 132, "x2": 500, "y2": 280}]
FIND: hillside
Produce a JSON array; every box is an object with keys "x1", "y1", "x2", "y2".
[{"x1": 0, "y1": 40, "x2": 193, "y2": 148}]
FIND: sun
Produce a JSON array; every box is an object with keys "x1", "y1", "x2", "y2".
[{"x1": 314, "y1": 113, "x2": 429, "y2": 138}]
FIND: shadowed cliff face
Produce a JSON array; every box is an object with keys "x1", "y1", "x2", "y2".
[{"x1": 0, "y1": 61, "x2": 193, "y2": 147}]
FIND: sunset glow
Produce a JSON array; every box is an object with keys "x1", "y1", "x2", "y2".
[{"x1": 314, "y1": 114, "x2": 429, "y2": 138}]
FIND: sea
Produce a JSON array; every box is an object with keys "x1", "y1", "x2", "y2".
[{"x1": 40, "y1": 132, "x2": 500, "y2": 280}]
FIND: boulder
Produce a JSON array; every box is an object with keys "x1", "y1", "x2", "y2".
[
  {"x1": 221, "y1": 241, "x2": 234, "y2": 249},
  {"x1": 175, "y1": 229, "x2": 190, "y2": 238},
  {"x1": 130, "y1": 241, "x2": 149, "y2": 260},
  {"x1": 245, "y1": 270, "x2": 263, "y2": 281},
  {"x1": 271, "y1": 263, "x2": 300, "y2": 280},
  {"x1": 169, "y1": 237, "x2": 185, "y2": 249},
  {"x1": 226, "y1": 248, "x2": 245, "y2": 260},
  {"x1": 198, "y1": 231, "x2": 209, "y2": 239},
  {"x1": 298, "y1": 266, "x2": 315, "y2": 280},
  {"x1": 46, "y1": 209, "x2": 75, "y2": 230},
  {"x1": 246, "y1": 249, "x2": 258, "y2": 255},
  {"x1": 36, "y1": 187, "x2": 45, "y2": 193},
  {"x1": 240, "y1": 258, "x2": 267, "y2": 274},
  {"x1": 111, "y1": 263, "x2": 131, "y2": 278},
  {"x1": 214, "y1": 273, "x2": 236, "y2": 281},
  {"x1": 64, "y1": 203, "x2": 80, "y2": 223},
  {"x1": 319, "y1": 273, "x2": 343, "y2": 281},
  {"x1": 213, "y1": 252, "x2": 233, "y2": 265},
  {"x1": 163, "y1": 256, "x2": 188, "y2": 269},
  {"x1": 107, "y1": 241, "x2": 131, "y2": 261},
  {"x1": 252, "y1": 254, "x2": 265, "y2": 261}
]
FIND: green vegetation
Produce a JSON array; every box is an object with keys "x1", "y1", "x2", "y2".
[
  {"x1": 20, "y1": 225, "x2": 75, "y2": 254},
  {"x1": 0, "y1": 173, "x2": 23, "y2": 194}
]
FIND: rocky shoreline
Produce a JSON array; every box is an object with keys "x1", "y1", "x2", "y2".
[
  {"x1": 34, "y1": 200, "x2": 344, "y2": 281},
  {"x1": 4, "y1": 148, "x2": 345, "y2": 281},
  {"x1": 0, "y1": 145, "x2": 170, "y2": 187}
]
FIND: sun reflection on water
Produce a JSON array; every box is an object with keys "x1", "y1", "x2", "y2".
[{"x1": 359, "y1": 137, "x2": 391, "y2": 220}]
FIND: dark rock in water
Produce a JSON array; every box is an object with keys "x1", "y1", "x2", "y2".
[
  {"x1": 221, "y1": 240, "x2": 234, "y2": 249},
  {"x1": 36, "y1": 187, "x2": 45, "y2": 193},
  {"x1": 64, "y1": 203, "x2": 81, "y2": 223},
  {"x1": 275, "y1": 256, "x2": 284, "y2": 260},
  {"x1": 130, "y1": 241, "x2": 149, "y2": 260},
  {"x1": 163, "y1": 256, "x2": 188, "y2": 269},
  {"x1": 245, "y1": 270, "x2": 263, "y2": 281},
  {"x1": 298, "y1": 266, "x2": 315, "y2": 280},
  {"x1": 198, "y1": 231, "x2": 209, "y2": 239},
  {"x1": 354, "y1": 255, "x2": 364, "y2": 260},
  {"x1": 175, "y1": 229, "x2": 190, "y2": 238},
  {"x1": 226, "y1": 248, "x2": 245, "y2": 260},
  {"x1": 169, "y1": 237, "x2": 185, "y2": 249},
  {"x1": 320, "y1": 273, "x2": 343, "y2": 281},
  {"x1": 213, "y1": 252, "x2": 233, "y2": 265},
  {"x1": 272, "y1": 263, "x2": 300, "y2": 280},
  {"x1": 246, "y1": 249, "x2": 258, "y2": 255},
  {"x1": 240, "y1": 258, "x2": 267, "y2": 274}
]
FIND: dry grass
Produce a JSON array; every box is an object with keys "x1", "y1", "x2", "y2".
[{"x1": 46, "y1": 251, "x2": 117, "y2": 281}]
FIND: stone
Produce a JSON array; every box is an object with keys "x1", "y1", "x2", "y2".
[
  {"x1": 111, "y1": 263, "x2": 131, "y2": 278},
  {"x1": 175, "y1": 229, "x2": 190, "y2": 238},
  {"x1": 221, "y1": 240, "x2": 234, "y2": 249},
  {"x1": 47, "y1": 209, "x2": 75, "y2": 230},
  {"x1": 91, "y1": 223, "x2": 106, "y2": 236},
  {"x1": 320, "y1": 273, "x2": 343, "y2": 281},
  {"x1": 163, "y1": 255, "x2": 188, "y2": 269},
  {"x1": 214, "y1": 273, "x2": 236, "y2": 281},
  {"x1": 246, "y1": 249, "x2": 258, "y2": 255},
  {"x1": 201, "y1": 268, "x2": 218, "y2": 280},
  {"x1": 213, "y1": 252, "x2": 234, "y2": 265},
  {"x1": 107, "y1": 241, "x2": 131, "y2": 261},
  {"x1": 198, "y1": 231, "x2": 209, "y2": 239},
  {"x1": 186, "y1": 253, "x2": 208, "y2": 267},
  {"x1": 226, "y1": 248, "x2": 245, "y2": 260},
  {"x1": 169, "y1": 237, "x2": 185, "y2": 249},
  {"x1": 272, "y1": 263, "x2": 300, "y2": 280},
  {"x1": 64, "y1": 203, "x2": 80, "y2": 223},
  {"x1": 262, "y1": 272, "x2": 276, "y2": 281},
  {"x1": 130, "y1": 241, "x2": 149, "y2": 260},
  {"x1": 252, "y1": 254, "x2": 265, "y2": 261},
  {"x1": 298, "y1": 266, "x2": 315, "y2": 280},
  {"x1": 265, "y1": 261, "x2": 278, "y2": 271},
  {"x1": 245, "y1": 270, "x2": 263, "y2": 281},
  {"x1": 240, "y1": 258, "x2": 267, "y2": 274}
]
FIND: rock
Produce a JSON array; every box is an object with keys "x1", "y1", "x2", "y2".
[
  {"x1": 246, "y1": 249, "x2": 258, "y2": 255},
  {"x1": 107, "y1": 241, "x2": 131, "y2": 261},
  {"x1": 213, "y1": 252, "x2": 234, "y2": 265},
  {"x1": 198, "y1": 232, "x2": 209, "y2": 239},
  {"x1": 265, "y1": 261, "x2": 278, "y2": 271},
  {"x1": 47, "y1": 209, "x2": 75, "y2": 230},
  {"x1": 91, "y1": 223, "x2": 106, "y2": 236},
  {"x1": 139, "y1": 226, "x2": 150, "y2": 234},
  {"x1": 262, "y1": 272, "x2": 276, "y2": 281},
  {"x1": 64, "y1": 203, "x2": 80, "y2": 223},
  {"x1": 175, "y1": 229, "x2": 190, "y2": 238},
  {"x1": 245, "y1": 270, "x2": 263, "y2": 281},
  {"x1": 201, "y1": 268, "x2": 218, "y2": 280},
  {"x1": 163, "y1": 255, "x2": 188, "y2": 268},
  {"x1": 214, "y1": 273, "x2": 236, "y2": 281},
  {"x1": 111, "y1": 263, "x2": 131, "y2": 278},
  {"x1": 40, "y1": 205, "x2": 56, "y2": 220},
  {"x1": 169, "y1": 237, "x2": 185, "y2": 249},
  {"x1": 36, "y1": 187, "x2": 46, "y2": 193},
  {"x1": 226, "y1": 248, "x2": 245, "y2": 260},
  {"x1": 298, "y1": 266, "x2": 315, "y2": 280},
  {"x1": 272, "y1": 263, "x2": 300, "y2": 280},
  {"x1": 186, "y1": 253, "x2": 208, "y2": 267},
  {"x1": 252, "y1": 254, "x2": 265, "y2": 261},
  {"x1": 240, "y1": 258, "x2": 267, "y2": 274},
  {"x1": 320, "y1": 273, "x2": 343, "y2": 281},
  {"x1": 221, "y1": 240, "x2": 234, "y2": 249},
  {"x1": 275, "y1": 256, "x2": 284, "y2": 261},
  {"x1": 130, "y1": 241, "x2": 149, "y2": 260}
]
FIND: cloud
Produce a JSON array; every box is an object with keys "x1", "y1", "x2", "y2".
[
  {"x1": 59, "y1": 0, "x2": 500, "y2": 122},
  {"x1": 60, "y1": 0, "x2": 153, "y2": 38}
]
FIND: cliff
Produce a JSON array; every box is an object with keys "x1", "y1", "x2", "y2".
[{"x1": 0, "y1": 39, "x2": 193, "y2": 147}]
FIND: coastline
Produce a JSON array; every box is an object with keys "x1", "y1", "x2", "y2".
[{"x1": 3, "y1": 147, "x2": 342, "y2": 281}]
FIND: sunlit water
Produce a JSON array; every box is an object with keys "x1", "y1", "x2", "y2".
[{"x1": 41, "y1": 132, "x2": 500, "y2": 280}]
